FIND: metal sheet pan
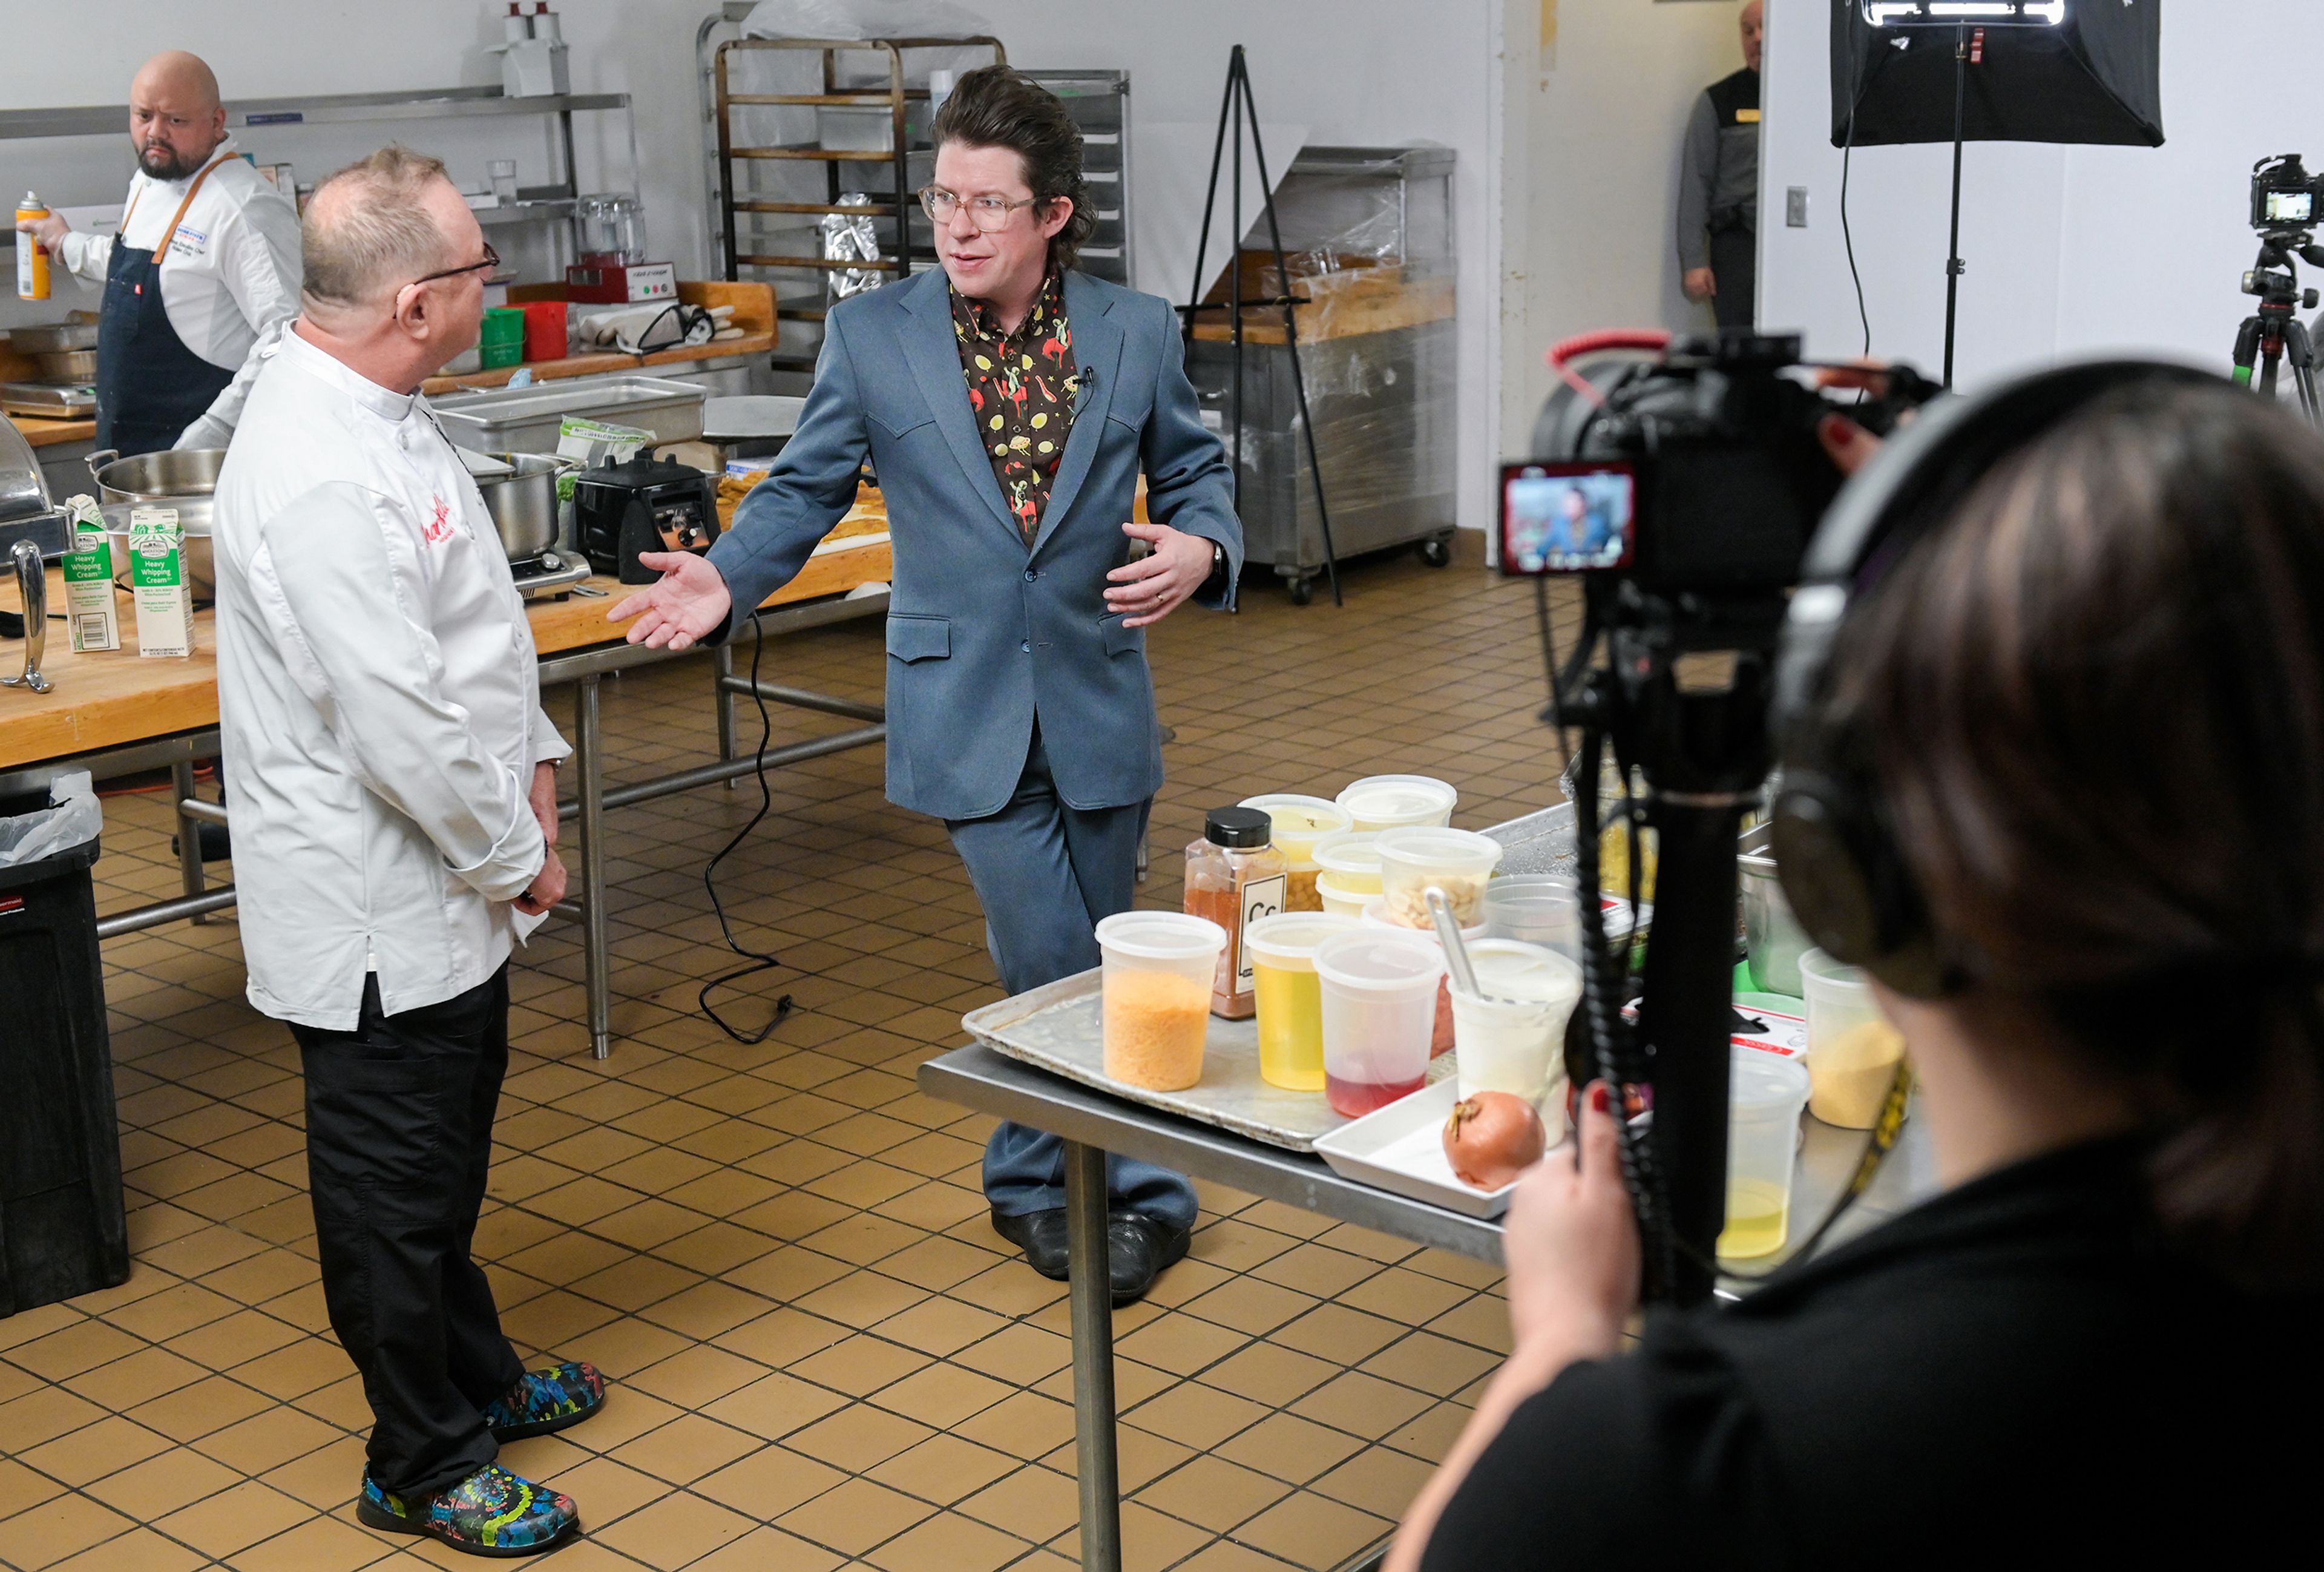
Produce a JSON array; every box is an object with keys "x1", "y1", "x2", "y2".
[
  {"x1": 962, "y1": 968, "x2": 1452, "y2": 1153},
  {"x1": 428, "y1": 375, "x2": 707, "y2": 453},
  {"x1": 1, "y1": 381, "x2": 97, "y2": 419}
]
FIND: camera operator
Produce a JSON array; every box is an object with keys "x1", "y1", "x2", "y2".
[{"x1": 1389, "y1": 378, "x2": 2324, "y2": 1567}]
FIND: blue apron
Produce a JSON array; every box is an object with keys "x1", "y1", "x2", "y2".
[{"x1": 95, "y1": 156, "x2": 237, "y2": 458}]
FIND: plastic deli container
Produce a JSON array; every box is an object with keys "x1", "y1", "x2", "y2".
[
  {"x1": 1239, "y1": 795, "x2": 1351, "y2": 862},
  {"x1": 1336, "y1": 774, "x2": 1457, "y2": 833},
  {"x1": 1374, "y1": 826, "x2": 1506, "y2": 929},
  {"x1": 1481, "y1": 874, "x2": 1583, "y2": 956},
  {"x1": 1313, "y1": 830, "x2": 1387, "y2": 896},
  {"x1": 1316, "y1": 875, "x2": 1371, "y2": 919},
  {"x1": 1241, "y1": 795, "x2": 1350, "y2": 913},
  {"x1": 1096, "y1": 912, "x2": 1226, "y2": 1092},
  {"x1": 1313, "y1": 929, "x2": 1443, "y2": 1119},
  {"x1": 1719, "y1": 1045, "x2": 1812, "y2": 1259},
  {"x1": 1450, "y1": 939, "x2": 1585, "y2": 1130},
  {"x1": 1797, "y1": 949, "x2": 1905, "y2": 1128},
  {"x1": 1358, "y1": 898, "x2": 1477, "y2": 1062},
  {"x1": 1246, "y1": 912, "x2": 1360, "y2": 1092}
]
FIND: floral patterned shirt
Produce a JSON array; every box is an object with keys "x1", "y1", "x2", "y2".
[{"x1": 952, "y1": 271, "x2": 1080, "y2": 545}]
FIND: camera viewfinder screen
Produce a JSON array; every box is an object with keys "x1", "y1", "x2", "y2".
[
  {"x1": 1500, "y1": 462, "x2": 1636, "y2": 574},
  {"x1": 2266, "y1": 189, "x2": 2316, "y2": 224}
]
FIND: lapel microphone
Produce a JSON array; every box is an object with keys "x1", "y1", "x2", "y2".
[{"x1": 1072, "y1": 364, "x2": 1099, "y2": 417}]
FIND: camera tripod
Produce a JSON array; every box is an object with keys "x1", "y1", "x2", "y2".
[{"x1": 2233, "y1": 227, "x2": 2324, "y2": 424}]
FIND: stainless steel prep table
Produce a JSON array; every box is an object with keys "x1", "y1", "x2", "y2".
[{"x1": 917, "y1": 804, "x2": 1935, "y2": 1572}]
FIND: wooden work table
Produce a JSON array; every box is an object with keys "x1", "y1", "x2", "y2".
[
  {"x1": 0, "y1": 526, "x2": 890, "y2": 772},
  {"x1": 419, "y1": 281, "x2": 776, "y2": 398},
  {"x1": 8, "y1": 414, "x2": 97, "y2": 449}
]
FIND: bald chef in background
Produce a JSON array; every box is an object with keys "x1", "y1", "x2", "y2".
[{"x1": 13, "y1": 51, "x2": 300, "y2": 456}]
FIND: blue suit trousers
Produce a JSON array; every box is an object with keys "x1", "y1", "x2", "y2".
[{"x1": 948, "y1": 728, "x2": 1199, "y2": 1232}]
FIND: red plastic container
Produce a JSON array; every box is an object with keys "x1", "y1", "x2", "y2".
[{"x1": 520, "y1": 300, "x2": 568, "y2": 362}]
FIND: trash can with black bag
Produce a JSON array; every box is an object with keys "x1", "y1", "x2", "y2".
[{"x1": 0, "y1": 771, "x2": 128, "y2": 1317}]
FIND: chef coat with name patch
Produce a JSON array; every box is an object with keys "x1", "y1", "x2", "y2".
[
  {"x1": 57, "y1": 136, "x2": 301, "y2": 375},
  {"x1": 211, "y1": 326, "x2": 570, "y2": 1031}
]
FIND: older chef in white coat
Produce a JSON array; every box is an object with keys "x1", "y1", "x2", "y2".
[
  {"x1": 211, "y1": 147, "x2": 596, "y2": 1559},
  {"x1": 14, "y1": 51, "x2": 300, "y2": 456}
]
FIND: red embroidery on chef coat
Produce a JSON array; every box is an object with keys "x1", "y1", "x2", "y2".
[{"x1": 425, "y1": 496, "x2": 454, "y2": 544}]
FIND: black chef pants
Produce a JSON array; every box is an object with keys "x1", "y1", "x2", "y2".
[
  {"x1": 1709, "y1": 216, "x2": 1757, "y2": 330},
  {"x1": 290, "y1": 966, "x2": 525, "y2": 1498}
]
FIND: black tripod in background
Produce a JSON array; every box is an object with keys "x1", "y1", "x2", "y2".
[
  {"x1": 2233, "y1": 225, "x2": 2324, "y2": 424},
  {"x1": 1179, "y1": 45, "x2": 1342, "y2": 607}
]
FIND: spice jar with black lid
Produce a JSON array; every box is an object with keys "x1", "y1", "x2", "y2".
[{"x1": 1183, "y1": 806, "x2": 1288, "y2": 1019}]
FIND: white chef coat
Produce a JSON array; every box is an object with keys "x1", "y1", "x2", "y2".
[
  {"x1": 57, "y1": 136, "x2": 301, "y2": 373},
  {"x1": 211, "y1": 324, "x2": 570, "y2": 1031}
]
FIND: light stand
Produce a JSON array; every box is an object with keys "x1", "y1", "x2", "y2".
[
  {"x1": 1179, "y1": 45, "x2": 1343, "y2": 607},
  {"x1": 1838, "y1": 0, "x2": 2162, "y2": 388}
]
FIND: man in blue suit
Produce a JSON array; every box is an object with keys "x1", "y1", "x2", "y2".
[{"x1": 612, "y1": 67, "x2": 1239, "y2": 1303}]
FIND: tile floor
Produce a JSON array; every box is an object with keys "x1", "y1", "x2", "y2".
[{"x1": 1, "y1": 536, "x2": 1580, "y2": 1572}]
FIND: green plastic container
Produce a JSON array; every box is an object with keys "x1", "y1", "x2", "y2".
[{"x1": 479, "y1": 307, "x2": 526, "y2": 369}]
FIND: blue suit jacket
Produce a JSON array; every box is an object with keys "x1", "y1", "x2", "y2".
[{"x1": 707, "y1": 268, "x2": 1242, "y2": 821}]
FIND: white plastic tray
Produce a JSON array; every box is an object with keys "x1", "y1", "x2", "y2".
[{"x1": 1313, "y1": 1077, "x2": 1558, "y2": 1220}]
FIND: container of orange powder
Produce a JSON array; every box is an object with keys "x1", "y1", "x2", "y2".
[{"x1": 1095, "y1": 912, "x2": 1226, "y2": 1091}]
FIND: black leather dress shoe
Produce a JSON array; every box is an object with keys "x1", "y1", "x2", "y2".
[
  {"x1": 990, "y1": 1207, "x2": 1072, "y2": 1280},
  {"x1": 1106, "y1": 1211, "x2": 1191, "y2": 1306}
]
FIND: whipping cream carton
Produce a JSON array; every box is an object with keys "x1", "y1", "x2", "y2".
[
  {"x1": 127, "y1": 507, "x2": 192, "y2": 658},
  {"x1": 60, "y1": 495, "x2": 120, "y2": 652}
]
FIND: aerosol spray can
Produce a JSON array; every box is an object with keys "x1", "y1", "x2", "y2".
[{"x1": 16, "y1": 192, "x2": 50, "y2": 300}]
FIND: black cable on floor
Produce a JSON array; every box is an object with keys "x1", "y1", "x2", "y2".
[{"x1": 698, "y1": 613, "x2": 795, "y2": 1044}]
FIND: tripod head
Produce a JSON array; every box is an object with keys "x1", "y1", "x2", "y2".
[{"x1": 2245, "y1": 229, "x2": 2324, "y2": 312}]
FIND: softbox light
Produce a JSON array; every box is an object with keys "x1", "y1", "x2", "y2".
[
  {"x1": 1830, "y1": 1, "x2": 2164, "y2": 148},
  {"x1": 1826, "y1": 1, "x2": 2164, "y2": 383}
]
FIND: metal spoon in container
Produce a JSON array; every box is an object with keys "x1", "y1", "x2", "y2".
[{"x1": 1426, "y1": 885, "x2": 1506, "y2": 1003}]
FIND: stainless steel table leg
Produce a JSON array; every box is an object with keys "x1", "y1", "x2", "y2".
[
  {"x1": 1063, "y1": 1139, "x2": 1123, "y2": 1572},
  {"x1": 713, "y1": 642, "x2": 740, "y2": 790},
  {"x1": 575, "y1": 675, "x2": 612, "y2": 1060},
  {"x1": 171, "y1": 759, "x2": 208, "y2": 924}
]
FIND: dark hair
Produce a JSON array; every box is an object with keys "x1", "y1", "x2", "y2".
[
  {"x1": 1833, "y1": 381, "x2": 2324, "y2": 1291},
  {"x1": 931, "y1": 65, "x2": 1094, "y2": 273}
]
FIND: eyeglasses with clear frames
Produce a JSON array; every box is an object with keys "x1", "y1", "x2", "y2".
[{"x1": 917, "y1": 187, "x2": 1040, "y2": 232}]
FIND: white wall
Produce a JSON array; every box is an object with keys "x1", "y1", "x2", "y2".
[
  {"x1": 1761, "y1": 0, "x2": 2322, "y2": 388},
  {"x1": 4, "y1": 0, "x2": 1509, "y2": 533},
  {"x1": 1498, "y1": 0, "x2": 1751, "y2": 454}
]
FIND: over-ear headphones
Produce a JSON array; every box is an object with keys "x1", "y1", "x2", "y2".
[{"x1": 1768, "y1": 357, "x2": 2230, "y2": 998}]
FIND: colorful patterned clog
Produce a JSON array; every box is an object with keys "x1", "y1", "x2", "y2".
[
  {"x1": 484, "y1": 1360, "x2": 607, "y2": 1442},
  {"x1": 357, "y1": 1463, "x2": 579, "y2": 1557}
]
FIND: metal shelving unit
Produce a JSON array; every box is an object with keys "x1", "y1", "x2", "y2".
[
  {"x1": 703, "y1": 30, "x2": 1005, "y2": 373},
  {"x1": 0, "y1": 86, "x2": 638, "y2": 271},
  {"x1": 1020, "y1": 70, "x2": 1132, "y2": 288}
]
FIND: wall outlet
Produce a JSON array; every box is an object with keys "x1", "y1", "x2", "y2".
[{"x1": 1786, "y1": 186, "x2": 1810, "y2": 228}]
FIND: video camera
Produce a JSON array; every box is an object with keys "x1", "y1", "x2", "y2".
[
  {"x1": 2252, "y1": 153, "x2": 2324, "y2": 233},
  {"x1": 1501, "y1": 331, "x2": 1930, "y2": 599},
  {"x1": 1498, "y1": 329, "x2": 1936, "y2": 1304}
]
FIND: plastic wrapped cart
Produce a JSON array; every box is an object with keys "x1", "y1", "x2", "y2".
[{"x1": 1184, "y1": 145, "x2": 1457, "y2": 603}]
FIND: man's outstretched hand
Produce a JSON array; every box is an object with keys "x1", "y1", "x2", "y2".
[{"x1": 609, "y1": 551, "x2": 734, "y2": 651}]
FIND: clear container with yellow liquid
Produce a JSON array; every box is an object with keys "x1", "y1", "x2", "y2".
[
  {"x1": 1718, "y1": 1047, "x2": 1811, "y2": 1260},
  {"x1": 1245, "y1": 912, "x2": 1359, "y2": 1091}
]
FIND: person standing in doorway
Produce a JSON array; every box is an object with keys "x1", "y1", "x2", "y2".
[
  {"x1": 610, "y1": 67, "x2": 1241, "y2": 1304},
  {"x1": 12, "y1": 51, "x2": 300, "y2": 456},
  {"x1": 1678, "y1": 0, "x2": 1764, "y2": 329}
]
